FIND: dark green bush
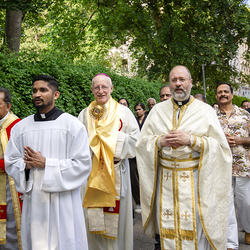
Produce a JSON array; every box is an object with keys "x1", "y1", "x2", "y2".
[
  {"x1": 0, "y1": 49, "x2": 245, "y2": 119},
  {"x1": 0, "y1": 50, "x2": 162, "y2": 118}
]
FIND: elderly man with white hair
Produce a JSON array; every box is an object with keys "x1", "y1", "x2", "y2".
[{"x1": 78, "y1": 73, "x2": 139, "y2": 250}]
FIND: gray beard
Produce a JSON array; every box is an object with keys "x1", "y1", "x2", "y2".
[{"x1": 172, "y1": 91, "x2": 189, "y2": 101}]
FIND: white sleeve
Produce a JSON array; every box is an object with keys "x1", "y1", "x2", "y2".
[{"x1": 114, "y1": 107, "x2": 140, "y2": 159}]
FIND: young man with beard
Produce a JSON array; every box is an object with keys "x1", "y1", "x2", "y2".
[
  {"x1": 216, "y1": 82, "x2": 250, "y2": 247},
  {"x1": 136, "y1": 66, "x2": 233, "y2": 250},
  {"x1": 4, "y1": 75, "x2": 92, "y2": 250}
]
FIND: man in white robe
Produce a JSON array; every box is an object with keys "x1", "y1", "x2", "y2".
[
  {"x1": 4, "y1": 75, "x2": 91, "y2": 250},
  {"x1": 78, "y1": 73, "x2": 139, "y2": 250},
  {"x1": 136, "y1": 66, "x2": 233, "y2": 250}
]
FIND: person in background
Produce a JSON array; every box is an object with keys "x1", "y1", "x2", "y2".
[
  {"x1": 118, "y1": 98, "x2": 129, "y2": 108},
  {"x1": 147, "y1": 98, "x2": 156, "y2": 113},
  {"x1": 194, "y1": 93, "x2": 206, "y2": 102},
  {"x1": 241, "y1": 100, "x2": 249, "y2": 110},
  {"x1": 0, "y1": 87, "x2": 21, "y2": 250},
  {"x1": 216, "y1": 82, "x2": 250, "y2": 248},
  {"x1": 212, "y1": 103, "x2": 220, "y2": 111},
  {"x1": 159, "y1": 85, "x2": 172, "y2": 102},
  {"x1": 129, "y1": 103, "x2": 147, "y2": 214},
  {"x1": 78, "y1": 73, "x2": 139, "y2": 250}
]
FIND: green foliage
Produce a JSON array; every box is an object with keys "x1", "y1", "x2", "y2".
[
  {"x1": 0, "y1": 49, "x2": 162, "y2": 118},
  {"x1": 41, "y1": 0, "x2": 250, "y2": 87}
]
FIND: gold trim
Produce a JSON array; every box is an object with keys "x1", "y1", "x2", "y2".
[
  {"x1": 143, "y1": 136, "x2": 161, "y2": 231},
  {"x1": 159, "y1": 154, "x2": 200, "y2": 162},
  {"x1": 197, "y1": 138, "x2": 216, "y2": 250},
  {"x1": 190, "y1": 171, "x2": 198, "y2": 249},
  {"x1": 0, "y1": 113, "x2": 22, "y2": 250},
  {"x1": 190, "y1": 136, "x2": 197, "y2": 148},
  {"x1": 8, "y1": 176, "x2": 22, "y2": 250},
  {"x1": 160, "y1": 164, "x2": 198, "y2": 172},
  {"x1": 88, "y1": 102, "x2": 107, "y2": 121}
]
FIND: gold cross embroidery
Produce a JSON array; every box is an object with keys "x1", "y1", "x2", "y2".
[
  {"x1": 180, "y1": 172, "x2": 189, "y2": 182},
  {"x1": 163, "y1": 209, "x2": 173, "y2": 219},
  {"x1": 0, "y1": 210, "x2": 4, "y2": 213},
  {"x1": 181, "y1": 210, "x2": 191, "y2": 221},
  {"x1": 171, "y1": 161, "x2": 179, "y2": 168},
  {"x1": 164, "y1": 172, "x2": 171, "y2": 181}
]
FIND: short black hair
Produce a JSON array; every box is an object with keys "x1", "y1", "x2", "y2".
[
  {"x1": 212, "y1": 103, "x2": 219, "y2": 108},
  {"x1": 134, "y1": 102, "x2": 146, "y2": 111},
  {"x1": 216, "y1": 82, "x2": 233, "y2": 94},
  {"x1": 194, "y1": 93, "x2": 206, "y2": 102},
  {"x1": 159, "y1": 85, "x2": 170, "y2": 95},
  {"x1": 241, "y1": 100, "x2": 249, "y2": 108},
  {"x1": 32, "y1": 75, "x2": 59, "y2": 92},
  {"x1": 118, "y1": 98, "x2": 129, "y2": 108},
  {"x1": 0, "y1": 87, "x2": 11, "y2": 103}
]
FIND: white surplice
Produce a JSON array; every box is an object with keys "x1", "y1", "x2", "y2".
[
  {"x1": 4, "y1": 113, "x2": 92, "y2": 250},
  {"x1": 78, "y1": 104, "x2": 139, "y2": 250}
]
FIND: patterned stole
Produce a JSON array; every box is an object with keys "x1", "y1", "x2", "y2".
[
  {"x1": 159, "y1": 154, "x2": 199, "y2": 249},
  {"x1": 84, "y1": 98, "x2": 121, "y2": 239},
  {"x1": 0, "y1": 112, "x2": 22, "y2": 249}
]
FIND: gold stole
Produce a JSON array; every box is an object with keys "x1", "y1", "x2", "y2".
[
  {"x1": 0, "y1": 112, "x2": 22, "y2": 249},
  {"x1": 84, "y1": 98, "x2": 121, "y2": 239},
  {"x1": 159, "y1": 97, "x2": 199, "y2": 249}
]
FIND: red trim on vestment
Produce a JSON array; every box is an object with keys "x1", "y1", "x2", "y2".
[
  {"x1": 6, "y1": 119, "x2": 21, "y2": 139},
  {"x1": 118, "y1": 119, "x2": 123, "y2": 131},
  {"x1": 103, "y1": 200, "x2": 120, "y2": 214},
  {"x1": 0, "y1": 205, "x2": 6, "y2": 219}
]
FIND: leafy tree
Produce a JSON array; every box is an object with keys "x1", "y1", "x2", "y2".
[
  {"x1": 0, "y1": 0, "x2": 52, "y2": 52},
  {"x1": 42, "y1": 0, "x2": 250, "y2": 89}
]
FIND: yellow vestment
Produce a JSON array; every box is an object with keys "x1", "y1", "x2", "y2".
[{"x1": 0, "y1": 112, "x2": 22, "y2": 249}]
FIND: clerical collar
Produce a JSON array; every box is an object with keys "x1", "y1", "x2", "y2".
[
  {"x1": 34, "y1": 106, "x2": 64, "y2": 121},
  {"x1": 173, "y1": 97, "x2": 190, "y2": 107}
]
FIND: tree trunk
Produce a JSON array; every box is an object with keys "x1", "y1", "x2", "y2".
[{"x1": 4, "y1": 8, "x2": 22, "y2": 53}]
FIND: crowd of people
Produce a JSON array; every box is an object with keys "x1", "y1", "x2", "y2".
[{"x1": 0, "y1": 65, "x2": 249, "y2": 250}]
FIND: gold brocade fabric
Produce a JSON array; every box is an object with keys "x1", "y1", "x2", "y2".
[
  {"x1": 84, "y1": 98, "x2": 121, "y2": 208},
  {"x1": 159, "y1": 155, "x2": 199, "y2": 249},
  {"x1": 0, "y1": 112, "x2": 22, "y2": 249}
]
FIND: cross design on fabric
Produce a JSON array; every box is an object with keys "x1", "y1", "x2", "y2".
[
  {"x1": 171, "y1": 161, "x2": 180, "y2": 168},
  {"x1": 0, "y1": 210, "x2": 4, "y2": 213},
  {"x1": 100, "y1": 157, "x2": 104, "y2": 170},
  {"x1": 163, "y1": 210, "x2": 173, "y2": 219},
  {"x1": 164, "y1": 172, "x2": 171, "y2": 181},
  {"x1": 196, "y1": 144, "x2": 201, "y2": 151},
  {"x1": 181, "y1": 210, "x2": 191, "y2": 221},
  {"x1": 180, "y1": 172, "x2": 189, "y2": 182}
]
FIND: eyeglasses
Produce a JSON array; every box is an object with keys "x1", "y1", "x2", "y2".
[
  {"x1": 94, "y1": 86, "x2": 110, "y2": 91},
  {"x1": 170, "y1": 77, "x2": 189, "y2": 83},
  {"x1": 0, "y1": 102, "x2": 7, "y2": 106}
]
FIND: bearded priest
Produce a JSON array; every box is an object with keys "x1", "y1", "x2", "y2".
[{"x1": 136, "y1": 65, "x2": 234, "y2": 250}]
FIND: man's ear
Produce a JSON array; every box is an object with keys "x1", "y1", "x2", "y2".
[
  {"x1": 53, "y1": 91, "x2": 60, "y2": 100},
  {"x1": 6, "y1": 103, "x2": 11, "y2": 112}
]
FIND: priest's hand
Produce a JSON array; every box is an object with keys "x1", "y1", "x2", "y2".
[
  {"x1": 160, "y1": 131, "x2": 191, "y2": 148},
  {"x1": 23, "y1": 146, "x2": 46, "y2": 168}
]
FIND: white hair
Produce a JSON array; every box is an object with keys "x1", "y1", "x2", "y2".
[
  {"x1": 92, "y1": 74, "x2": 112, "y2": 87},
  {"x1": 147, "y1": 98, "x2": 156, "y2": 104}
]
